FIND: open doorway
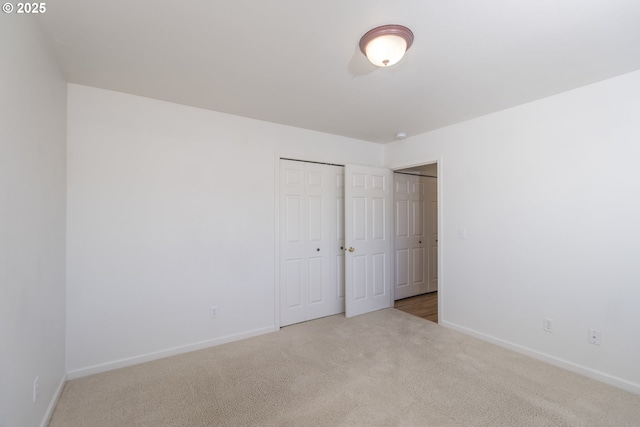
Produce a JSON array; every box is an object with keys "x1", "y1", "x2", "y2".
[{"x1": 392, "y1": 162, "x2": 438, "y2": 323}]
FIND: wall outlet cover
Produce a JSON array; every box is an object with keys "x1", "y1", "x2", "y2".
[{"x1": 589, "y1": 328, "x2": 602, "y2": 345}]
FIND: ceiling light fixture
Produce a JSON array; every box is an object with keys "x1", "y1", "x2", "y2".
[{"x1": 359, "y1": 24, "x2": 414, "y2": 67}]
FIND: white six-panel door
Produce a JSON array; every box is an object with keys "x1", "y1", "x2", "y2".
[
  {"x1": 394, "y1": 174, "x2": 438, "y2": 300},
  {"x1": 279, "y1": 160, "x2": 345, "y2": 326},
  {"x1": 394, "y1": 174, "x2": 431, "y2": 300},
  {"x1": 344, "y1": 165, "x2": 393, "y2": 318}
]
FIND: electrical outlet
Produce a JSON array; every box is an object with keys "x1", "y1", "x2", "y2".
[
  {"x1": 210, "y1": 306, "x2": 218, "y2": 318},
  {"x1": 589, "y1": 328, "x2": 601, "y2": 345},
  {"x1": 33, "y1": 376, "x2": 39, "y2": 402},
  {"x1": 543, "y1": 318, "x2": 554, "y2": 333}
]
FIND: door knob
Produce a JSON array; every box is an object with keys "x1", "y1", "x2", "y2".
[
  {"x1": 348, "y1": 247, "x2": 355, "y2": 252},
  {"x1": 317, "y1": 248, "x2": 320, "y2": 252}
]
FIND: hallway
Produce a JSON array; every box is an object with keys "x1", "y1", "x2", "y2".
[{"x1": 394, "y1": 292, "x2": 438, "y2": 323}]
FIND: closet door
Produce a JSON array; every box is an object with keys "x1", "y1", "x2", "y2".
[
  {"x1": 394, "y1": 174, "x2": 432, "y2": 300},
  {"x1": 280, "y1": 161, "x2": 307, "y2": 326},
  {"x1": 305, "y1": 163, "x2": 345, "y2": 320},
  {"x1": 280, "y1": 160, "x2": 344, "y2": 326}
]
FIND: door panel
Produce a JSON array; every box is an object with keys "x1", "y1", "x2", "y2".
[
  {"x1": 314, "y1": 164, "x2": 345, "y2": 318},
  {"x1": 280, "y1": 160, "x2": 345, "y2": 326},
  {"x1": 308, "y1": 256, "x2": 323, "y2": 304},
  {"x1": 285, "y1": 168, "x2": 301, "y2": 185},
  {"x1": 373, "y1": 253, "x2": 385, "y2": 296},
  {"x1": 308, "y1": 170, "x2": 322, "y2": 187},
  {"x1": 412, "y1": 199, "x2": 424, "y2": 237},
  {"x1": 285, "y1": 259, "x2": 303, "y2": 308},
  {"x1": 308, "y1": 196, "x2": 322, "y2": 242},
  {"x1": 372, "y1": 197, "x2": 385, "y2": 239},
  {"x1": 396, "y1": 200, "x2": 409, "y2": 237},
  {"x1": 353, "y1": 173, "x2": 366, "y2": 188},
  {"x1": 413, "y1": 247, "x2": 424, "y2": 284},
  {"x1": 285, "y1": 196, "x2": 302, "y2": 243},
  {"x1": 352, "y1": 197, "x2": 367, "y2": 241},
  {"x1": 396, "y1": 249, "x2": 408, "y2": 287},
  {"x1": 345, "y1": 165, "x2": 393, "y2": 318},
  {"x1": 394, "y1": 174, "x2": 434, "y2": 300},
  {"x1": 353, "y1": 255, "x2": 367, "y2": 300},
  {"x1": 283, "y1": 258, "x2": 304, "y2": 325},
  {"x1": 280, "y1": 161, "x2": 306, "y2": 326}
]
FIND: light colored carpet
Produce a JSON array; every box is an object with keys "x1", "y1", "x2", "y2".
[{"x1": 49, "y1": 309, "x2": 640, "y2": 426}]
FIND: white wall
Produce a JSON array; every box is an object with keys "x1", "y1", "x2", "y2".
[
  {"x1": 385, "y1": 70, "x2": 640, "y2": 393},
  {"x1": 66, "y1": 84, "x2": 383, "y2": 376},
  {"x1": 0, "y1": 17, "x2": 67, "y2": 427}
]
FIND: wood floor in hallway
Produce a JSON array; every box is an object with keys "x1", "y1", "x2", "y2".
[{"x1": 394, "y1": 292, "x2": 438, "y2": 323}]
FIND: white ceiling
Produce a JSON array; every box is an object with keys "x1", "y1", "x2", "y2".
[{"x1": 37, "y1": 0, "x2": 640, "y2": 143}]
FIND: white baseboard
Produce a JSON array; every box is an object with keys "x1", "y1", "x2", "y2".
[
  {"x1": 66, "y1": 325, "x2": 278, "y2": 380},
  {"x1": 440, "y1": 320, "x2": 640, "y2": 395},
  {"x1": 40, "y1": 373, "x2": 67, "y2": 427}
]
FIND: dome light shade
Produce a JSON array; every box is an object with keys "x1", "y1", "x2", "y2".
[{"x1": 359, "y1": 25, "x2": 414, "y2": 67}]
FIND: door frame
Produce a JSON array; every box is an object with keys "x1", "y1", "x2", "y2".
[{"x1": 390, "y1": 156, "x2": 443, "y2": 322}]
